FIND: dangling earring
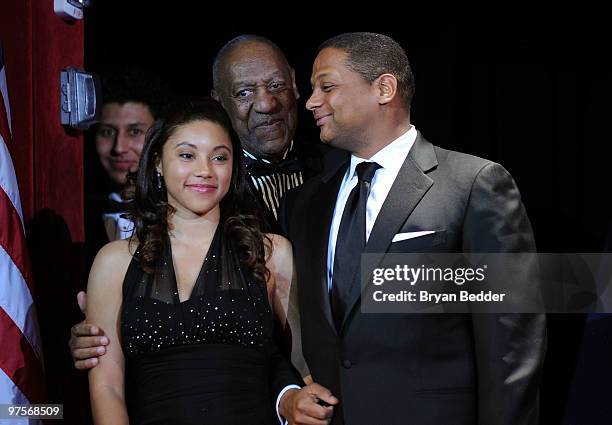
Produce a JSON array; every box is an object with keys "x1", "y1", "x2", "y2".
[{"x1": 156, "y1": 171, "x2": 163, "y2": 190}]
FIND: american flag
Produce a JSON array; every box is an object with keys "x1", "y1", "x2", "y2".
[{"x1": 0, "y1": 41, "x2": 46, "y2": 419}]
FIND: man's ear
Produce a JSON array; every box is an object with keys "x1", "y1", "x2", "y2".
[
  {"x1": 376, "y1": 73, "x2": 398, "y2": 105},
  {"x1": 290, "y1": 68, "x2": 300, "y2": 100}
]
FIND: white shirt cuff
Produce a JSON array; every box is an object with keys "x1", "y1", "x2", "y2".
[{"x1": 276, "y1": 384, "x2": 301, "y2": 425}]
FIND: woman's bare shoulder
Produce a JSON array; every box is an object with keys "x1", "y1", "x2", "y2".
[
  {"x1": 95, "y1": 238, "x2": 135, "y2": 265},
  {"x1": 88, "y1": 239, "x2": 137, "y2": 291},
  {"x1": 264, "y1": 233, "x2": 293, "y2": 260}
]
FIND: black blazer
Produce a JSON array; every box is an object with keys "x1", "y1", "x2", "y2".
[{"x1": 281, "y1": 133, "x2": 546, "y2": 425}]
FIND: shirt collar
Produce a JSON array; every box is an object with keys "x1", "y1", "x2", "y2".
[
  {"x1": 242, "y1": 140, "x2": 294, "y2": 164},
  {"x1": 347, "y1": 125, "x2": 417, "y2": 180}
]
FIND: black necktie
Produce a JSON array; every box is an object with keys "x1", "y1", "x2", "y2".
[{"x1": 331, "y1": 161, "x2": 381, "y2": 330}]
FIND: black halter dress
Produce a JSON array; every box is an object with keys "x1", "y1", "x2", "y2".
[{"x1": 120, "y1": 225, "x2": 298, "y2": 424}]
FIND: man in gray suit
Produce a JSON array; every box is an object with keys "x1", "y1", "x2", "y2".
[{"x1": 281, "y1": 32, "x2": 546, "y2": 425}]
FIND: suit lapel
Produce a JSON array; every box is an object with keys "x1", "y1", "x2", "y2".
[
  {"x1": 307, "y1": 160, "x2": 349, "y2": 336},
  {"x1": 340, "y1": 134, "x2": 438, "y2": 329}
]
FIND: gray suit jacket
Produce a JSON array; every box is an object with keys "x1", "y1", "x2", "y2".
[{"x1": 281, "y1": 132, "x2": 546, "y2": 425}]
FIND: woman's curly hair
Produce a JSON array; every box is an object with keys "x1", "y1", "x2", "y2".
[{"x1": 125, "y1": 97, "x2": 270, "y2": 283}]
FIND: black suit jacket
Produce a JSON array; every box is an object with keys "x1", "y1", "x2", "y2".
[
  {"x1": 244, "y1": 140, "x2": 335, "y2": 378},
  {"x1": 281, "y1": 133, "x2": 546, "y2": 425}
]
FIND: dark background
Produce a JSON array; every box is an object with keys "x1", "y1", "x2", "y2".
[
  {"x1": 71, "y1": 3, "x2": 612, "y2": 424},
  {"x1": 85, "y1": 7, "x2": 612, "y2": 253}
]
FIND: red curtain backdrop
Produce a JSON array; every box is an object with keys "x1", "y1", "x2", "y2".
[
  {"x1": 1, "y1": 1, "x2": 88, "y2": 423},
  {"x1": 0, "y1": 0, "x2": 84, "y2": 234}
]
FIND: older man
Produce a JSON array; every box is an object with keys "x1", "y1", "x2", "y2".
[{"x1": 212, "y1": 35, "x2": 325, "y2": 231}]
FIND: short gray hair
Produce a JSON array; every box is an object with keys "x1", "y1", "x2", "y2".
[{"x1": 212, "y1": 35, "x2": 292, "y2": 93}]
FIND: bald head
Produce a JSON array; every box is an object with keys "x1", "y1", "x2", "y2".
[
  {"x1": 211, "y1": 36, "x2": 299, "y2": 160},
  {"x1": 212, "y1": 35, "x2": 292, "y2": 96}
]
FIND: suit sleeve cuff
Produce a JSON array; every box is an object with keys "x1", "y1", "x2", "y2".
[{"x1": 276, "y1": 384, "x2": 301, "y2": 425}]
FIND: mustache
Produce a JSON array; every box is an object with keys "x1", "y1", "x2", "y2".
[{"x1": 252, "y1": 118, "x2": 283, "y2": 128}]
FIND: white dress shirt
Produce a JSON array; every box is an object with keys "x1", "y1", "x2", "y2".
[
  {"x1": 102, "y1": 192, "x2": 134, "y2": 241},
  {"x1": 327, "y1": 125, "x2": 417, "y2": 290}
]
